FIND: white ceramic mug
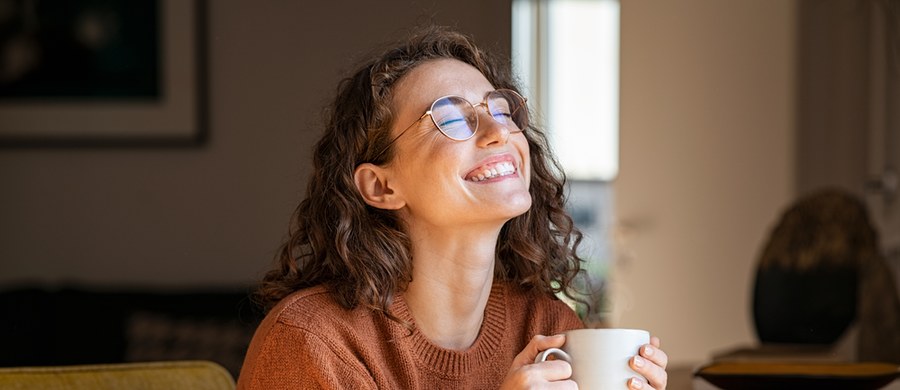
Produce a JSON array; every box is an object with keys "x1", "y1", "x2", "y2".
[{"x1": 534, "y1": 328, "x2": 650, "y2": 390}]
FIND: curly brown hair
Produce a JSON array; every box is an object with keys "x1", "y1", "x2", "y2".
[{"x1": 256, "y1": 26, "x2": 584, "y2": 316}]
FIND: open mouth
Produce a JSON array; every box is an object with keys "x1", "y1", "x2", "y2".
[{"x1": 465, "y1": 161, "x2": 517, "y2": 182}]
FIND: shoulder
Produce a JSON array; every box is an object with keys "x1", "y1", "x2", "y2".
[
  {"x1": 503, "y1": 282, "x2": 584, "y2": 332},
  {"x1": 502, "y1": 282, "x2": 572, "y2": 313},
  {"x1": 269, "y1": 285, "x2": 361, "y2": 329},
  {"x1": 245, "y1": 285, "x2": 361, "y2": 353},
  {"x1": 238, "y1": 286, "x2": 379, "y2": 389},
  {"x1": 261, "y1": 285, "x2": 381, "y2": 348}
]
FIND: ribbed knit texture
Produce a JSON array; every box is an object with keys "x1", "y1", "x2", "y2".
[{"x1": 237, "y1": 281, "x2": 584, "y2": 389}]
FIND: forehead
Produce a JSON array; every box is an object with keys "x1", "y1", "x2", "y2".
[{"x1": 392, "y1": 58, "x2": 495, "y2": 113}]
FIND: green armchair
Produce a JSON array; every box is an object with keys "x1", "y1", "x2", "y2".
[{"x1": 0, "y1": 360, "x2": 235, "y2": 390}]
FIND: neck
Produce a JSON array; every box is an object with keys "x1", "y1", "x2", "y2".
[{"x1": 402, "y1": 222, "x2": 502, "y2": 350}]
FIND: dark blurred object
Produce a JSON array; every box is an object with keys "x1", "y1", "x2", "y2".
[
  {"x1": 752, "y1": 188, "x2": 900, "y2": 363},
  {"x1": 753, "y1": 264, "x2": 857, "y2": 344},
  {"x1": 0, "y1": 285, "x2": 261, "y2": 378},
  {"x1": 856, "y1": 244, "x2": 900, "y2": 364}
]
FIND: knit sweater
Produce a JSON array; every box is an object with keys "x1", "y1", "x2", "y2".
[{"x1": 237, "y1": 281, "x2": 584, "y2": 389}]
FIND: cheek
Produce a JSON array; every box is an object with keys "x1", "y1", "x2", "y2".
[
  {"x1": 517, "y1": 138, "x2": 532, "y2": 186},
  {"x1": 394, "y1": 130, "x2": 451, "y2": 163},
  {"x1": 393, "y1": 139, "x2": 462, "y2": 187}
]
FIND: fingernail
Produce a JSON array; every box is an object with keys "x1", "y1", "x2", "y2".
[
  {"x1": 629, "y1": 377, "x2": 644, "y2": 389},
  {"x1": 633, "y1": 355, "x2": 645, "y2": 368},
  {"x1": 643, "y1": 345, "x2": 654, "y2": 356}
]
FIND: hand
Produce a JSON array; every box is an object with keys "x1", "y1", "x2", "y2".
[
  {"x1": 627, "y1": 336, "x2": 669, "y2": 389},
  {"x1": 500, "y1": 334, "x2": 577, "y2": 389}
]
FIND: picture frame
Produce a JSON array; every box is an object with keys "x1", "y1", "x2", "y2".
[{"x1": 0, "y1": 0, "x2": 207, "y2": 147}]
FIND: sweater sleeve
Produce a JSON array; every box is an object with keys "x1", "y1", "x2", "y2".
[{"x1": 237, "y1": 321, "x2": 377, "y2": 390}]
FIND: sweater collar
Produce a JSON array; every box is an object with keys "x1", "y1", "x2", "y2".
[{"x1": 390, "y1": 281, "x2": 508, "y2": 378}]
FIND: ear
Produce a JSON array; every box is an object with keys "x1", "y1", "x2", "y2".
[{"x1": 353, "y1": 163, "x2": 406, "y2": 210}]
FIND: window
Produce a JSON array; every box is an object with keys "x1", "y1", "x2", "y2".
[
  {"x1": 512, "y1": 0, "x2": 620, "y2": 181},
  {"x1": 512, "y1": 0, "x2": 620, "y2": 325}
]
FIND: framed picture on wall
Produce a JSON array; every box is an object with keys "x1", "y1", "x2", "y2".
[{"x1": 0, "y1": 0, "x2": 207, "y2": 147}]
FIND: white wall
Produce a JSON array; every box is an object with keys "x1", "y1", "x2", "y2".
[{"x1": 613, "y1": 0, "x2": 796, "y2": 365}]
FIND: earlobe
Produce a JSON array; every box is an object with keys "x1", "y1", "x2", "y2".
[{"x1": 353, "y1": 163, "x2": 405, "y2": 210}]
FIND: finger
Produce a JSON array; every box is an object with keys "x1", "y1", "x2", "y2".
[
  {"x1": 551, "y1": 379, "x2": 579, "y2": 390},
  {"x1": 650, "y1": 336, "x2": 661, "y2": 348},
  {"x1": 630, "y1": 355, "x2": 667, "y2": 390},
  {"x1": 502, "y1": 360, "x2": 574, "y2": 389},
  {"x1": 531, "y1": 360, "x2": 573, "y2": 382},
  {"x1": 628, "y1": 376, "x2": 656, "y2": 390},
  {"x1": 511, "y1": 334, "x2": 566, "y2": 368},
  {"x1": 640, "y1": 343, "x2": 669, "y2": 369}
]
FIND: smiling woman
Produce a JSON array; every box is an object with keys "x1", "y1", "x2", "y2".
[
  {"x1": 359, "y1": 59, "x2": 534, "y2": 230},
  {"x1": 236, "y1": 26, "x2": 669, "y2": 389}
]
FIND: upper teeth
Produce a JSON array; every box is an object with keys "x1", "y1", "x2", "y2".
[{"x1": 470, "y1": 161, "x2": 516, "y2": 182}]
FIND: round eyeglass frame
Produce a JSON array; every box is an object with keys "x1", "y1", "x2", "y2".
[{"x1": 368, "y1": 89, "x2": 528, "y2": 162}]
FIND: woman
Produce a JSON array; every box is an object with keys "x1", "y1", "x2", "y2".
[{"x1": 238, "y1": 27, "x2": 668, "y2": 389}]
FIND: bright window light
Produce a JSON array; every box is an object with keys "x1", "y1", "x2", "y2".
[{"x1": 512, "y1": 0, "x2": 620, "y2": 181}]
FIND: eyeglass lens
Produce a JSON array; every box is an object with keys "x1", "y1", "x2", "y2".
[{"x1": 430, "y1": 90, "x2": 527, "y2": 140}]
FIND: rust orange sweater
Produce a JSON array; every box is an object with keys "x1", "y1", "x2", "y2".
[{"x1": 237, "y1": 281, "x2": 584, "y2": 389}]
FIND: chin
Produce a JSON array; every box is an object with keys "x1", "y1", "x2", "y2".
[{"x1": 503, "y1": 193, "x2": 533, "y2": 217}]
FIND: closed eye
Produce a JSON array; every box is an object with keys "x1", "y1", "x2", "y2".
[
  {"x1": 490, "y1": 110, "x2": 513, "y2": 123},
  {"x1": 437, "y1": 116, "x2": 468, "y2": 128}
]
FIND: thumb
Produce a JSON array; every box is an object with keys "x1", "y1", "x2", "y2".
[{"x1": 510, "y1": 334, "x2": 566, "y2": 369}]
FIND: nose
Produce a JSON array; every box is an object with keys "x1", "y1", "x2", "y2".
[{"x1": 474, "y1": 110, "x2": 511, "y2": 148}]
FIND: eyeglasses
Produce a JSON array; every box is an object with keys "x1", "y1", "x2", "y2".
[{"x1": 369, "y1": 89, "x2": 529, "y2": 162}]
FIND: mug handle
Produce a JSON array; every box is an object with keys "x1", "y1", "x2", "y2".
[{"x1": 534, "y1": 348, "x2": 572, "y2": 364}]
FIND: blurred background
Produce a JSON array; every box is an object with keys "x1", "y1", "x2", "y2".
[{"x1": 1, "y1": 0, "x2": 898, "y2": 384}]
